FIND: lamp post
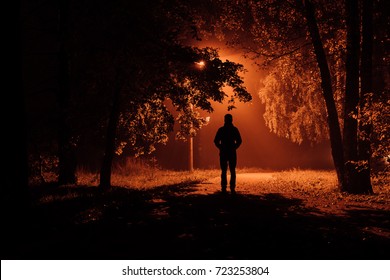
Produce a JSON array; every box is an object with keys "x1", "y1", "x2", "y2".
[
  {"x1": 188, "y1": 104, "x2": 194, "y2": 172},
  {"x1": 188, "y1": 60, "x2": 206, "y2": 172},
  {"x1": 188, "y1": 138, "x2": 194, "y2": 172},
  {"x1": 188, "y1": 111, "x2": 211, "y2": 172}
]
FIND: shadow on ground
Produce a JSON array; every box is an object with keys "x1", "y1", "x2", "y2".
[{"x1": 3, "y1": 181, "x2": 389, "y2": 260}]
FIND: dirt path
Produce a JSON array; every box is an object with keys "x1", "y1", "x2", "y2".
[
  {"x1": 4, "y1": 171, "x2": 389, "y2": 260},
  {"x1": 194, "y1": 172, "x2": 276, "y2": 195},
  {"x1": 192, "y1": 172, "x2": 390, "y2": 241}
]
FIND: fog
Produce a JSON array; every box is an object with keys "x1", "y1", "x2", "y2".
[{"x1": 155, "y1": 45, "x2": 334, "y2": 171}]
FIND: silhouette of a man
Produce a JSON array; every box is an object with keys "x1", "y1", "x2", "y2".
[{"x1": 214, "y1": 113, "x2": 242, "y2": 194}]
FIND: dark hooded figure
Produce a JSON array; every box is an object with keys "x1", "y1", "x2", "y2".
[{"x1": 213, "y1": 113, "x2": 242, "y2": 194}]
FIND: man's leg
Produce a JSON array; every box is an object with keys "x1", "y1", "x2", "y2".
[
  {"x1": 220, "y1": 155, "x2": 228, "y2": 193},
  {"x1": 229, "y1": 154, "x2": 237, "y2": 194}
]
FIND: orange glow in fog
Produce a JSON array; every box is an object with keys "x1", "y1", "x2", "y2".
[
  {"x1": 155, "y1": 39, "x2": 333, "y2": 170},
  {"x1": 195, "y1": 60, "x2": 206, "y2": 68}
]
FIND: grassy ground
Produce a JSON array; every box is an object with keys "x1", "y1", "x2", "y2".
[{"x1": 3, "y1": 167, "x2": 389, "y2": 260}]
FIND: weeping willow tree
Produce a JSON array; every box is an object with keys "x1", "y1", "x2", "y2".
[{"x1": 258, "y1": 55, "x2": 328, "y2": 145}]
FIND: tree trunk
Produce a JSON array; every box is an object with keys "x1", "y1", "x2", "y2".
[
  {"x1": 99, "y1": 73, "x2": 123, "y2": 190},
  {"x1": 303, "y1": 0, "x2": 345, "y2": 189},
  {"x1": 342, "y1": 0, "x2": 361, "y2": 192},
  {"x1": 357, "y1": 0, "x2": 374, "y2": 194},
  {"x1": 58, "y1": 0, "x2": 77, "y2": 185}
]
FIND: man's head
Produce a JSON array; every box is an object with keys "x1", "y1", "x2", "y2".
[{"x1": 224, "y1": 113, "x2": 233, "y2": 124}]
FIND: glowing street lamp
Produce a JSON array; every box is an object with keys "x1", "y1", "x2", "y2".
[{"x1": 195, "y1": 60, "x2": 206, "y2": 69}]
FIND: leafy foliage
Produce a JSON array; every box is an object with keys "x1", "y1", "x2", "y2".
[
  {"x1": 190, "y1": 0, "x2": 388, "y2": 193},
  {"x1": 87, "y1": 43, "x2": 251, "y2": 157},
  {"x1": 117, "y1": 98, "x2": 174, "y2": 156},
  {"x1": 192, "y1": 0, "x2": 347, "y2": 143},
  {"x1": 66, "y1": 0, "x2": 251, "y2": 158},
  {"x1": 360, "y1": 93, "x2": 390, "y2": 163},
  {"x1": 258, "y1": 55, "x2": 327, "y2": 144}
]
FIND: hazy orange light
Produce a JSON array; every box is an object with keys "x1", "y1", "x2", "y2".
[{"x1": 195, "y1": 60, "x2": 206, "y2": 68}]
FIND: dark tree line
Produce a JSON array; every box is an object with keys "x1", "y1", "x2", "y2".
[{"x1": 300, "y1": 0, "x2": 387, "y2": 193}]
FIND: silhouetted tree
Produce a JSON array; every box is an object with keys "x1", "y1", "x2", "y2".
[
  {"x1": 97, "y1": 46, "x2": 250, "y2": 189},
  {"x1": 64, "y1": 0, "x2": 251, "y2": 189},
  {"x1": 357, "y1": 0, "x2": 374, "y2": 192},
  {"x1": 302, "y1": 0, "x2": 345, "y2": 188},
  {"x1": 99, "y1": 69, "x2": 122, "y2": 189},
  {"x1": 342, "y1": 0, "x2": 365, "y2": 192},
  {"x1": 20, "y1": 0, "x2": 78, "y2": 186}
]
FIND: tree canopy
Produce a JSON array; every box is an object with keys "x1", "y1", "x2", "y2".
[
  {"x1": 22, "y1": 0, "x2": 252, "y2": 186},
  {"x1": 191, "y1": 0, "x2": 388, "y2": 193}
]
